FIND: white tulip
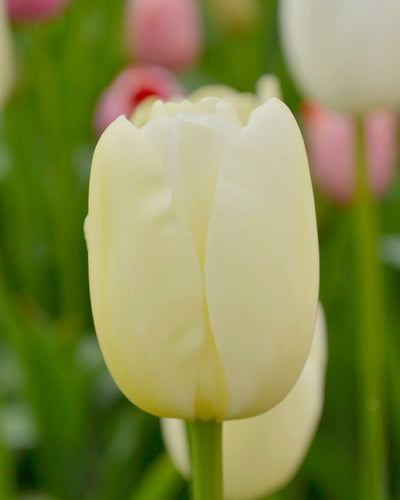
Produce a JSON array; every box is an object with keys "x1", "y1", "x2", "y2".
[
  {"x1": 162, "y1": 305, "x2": 327, "y2": 500},
  {"x1": 280, "y1": 0, "x2": 400, "y2": 113},
  {"x1": 86, "y1": 94, "x2": 319, "y2": 421}
]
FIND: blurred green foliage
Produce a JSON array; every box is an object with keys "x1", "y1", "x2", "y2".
[{"x1": 0, "y1": 0, "x2": 400, "y2": 499}]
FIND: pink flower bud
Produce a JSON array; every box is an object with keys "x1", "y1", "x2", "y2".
[
  {"x1": 126, "y1": 0, "x2": 203, "y2": 70},
  {"x1": 302, "y1": 102, "x2": 398, "y2": 204},
  {"x1": 364, "y1": 110, "x2": 398, "y2": 199},
  {"x1": 6, "y1": 0, "x2": 70, "y2": 21},
  {"x1": 93, "y1": 65, "x2": 184, "y2": 137}
]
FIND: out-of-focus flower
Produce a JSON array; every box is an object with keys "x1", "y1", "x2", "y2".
[
  {"x1": 0, "y1": 0, "x2": 13, "y2": 106},
  {"x1": 162, "y1": 305, "x2": 327, "y2": 500},
  {"x1": 85, "y1": 93, "x2": 319, "y2": 421},
  {"x1": 125, "y1": 0, "x2": 203, "y2": 70},
  {"x1": 302, "y1": 102, "x2": 398, "y2": 203},
  {"x1": 5, "y1": 0, "x2": 70, "y2": 21},
  {"x1": 279, "y1": 0, "x2": 400, "y2": 113},
  {"x1": 93, "y1": 65, "x2": 184, "y2": 137},
  {"x1": 210, "y1": 0, "x2": 260, "y2": 33}
]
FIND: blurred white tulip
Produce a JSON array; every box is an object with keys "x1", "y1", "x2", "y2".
[{"x1": 280, "y1": 0, "x2": 400, "y2": 113}]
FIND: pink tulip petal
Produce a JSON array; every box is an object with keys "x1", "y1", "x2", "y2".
[
  {"x1": 302, "y1": 102, "x2": 398, "y2": 204},
  {"x1": 6, "y1": 0, "x2": 70, "y2": 21},
  {"x1": 126, "y1": 0, "x2": 203, "y2": 70},
  {"x1": 94, "y1": 65, "x2": 184, "y2": 137},
  {"x1": 302, "y1": 102, "x2": 355, "y2": 204},
  {"x1": 365, "y1": 109, "x2": 398, "y2": 198}
]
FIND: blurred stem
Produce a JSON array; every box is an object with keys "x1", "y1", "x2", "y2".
[
  {"x1": 354, "y1": 117, "x2": 386, "y2": 499},
  {"x1": 186, "y1": 421, "x2": 223, "y2": 500}
]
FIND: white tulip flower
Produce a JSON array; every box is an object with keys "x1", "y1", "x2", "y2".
[
  {"x1": 280, "y1": 0, "x2": 400, "y2": 113},
  {"x1": 86, "y1": 94, "x2": 319, "y2": 421}
]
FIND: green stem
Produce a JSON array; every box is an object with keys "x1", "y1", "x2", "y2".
[
  {"x1": 353, "y1": 118, "x2": 386, "y2": 499},
  {"x1": 186, "y1": 421, "x2": 223, "y2": 500}
]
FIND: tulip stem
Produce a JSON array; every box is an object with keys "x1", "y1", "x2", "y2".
[
  {"x1": 354, "y1": 117, "x2": 386, "y2": 499},
  {"x1": 186, "y1": 421, "x2": 223, "y2": 500}
]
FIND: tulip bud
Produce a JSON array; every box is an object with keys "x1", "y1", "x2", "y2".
[
  {"x1": 0, "y1": 0, "x2": 14, "y2": 106},
  {"x1": 93, "y1": 65, "x2": 184, "y2": 137},
  {"x1": 302, "y1": 102, "x2": 397, "y2": 204},
  {"x1": 86, "y1": 93, "x2": 319, "y2": 422},
  {"x1": 279, "y1": 0, "x2": 400, "y2": 113},
  {"x1": 125, "y1": 0, "x2": 203, "y2": 70},
  {"x1": 162, "y1": 304, "x2": 327, "y2": 500},
  {"x1": 6, "y1": 0, "x2": 70, "y2": 21}
]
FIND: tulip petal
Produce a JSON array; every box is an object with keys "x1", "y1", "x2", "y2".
[
  {"x1": 87, "y1": 116, "x2": 210, "y2": 419},
  {"x1": 221, "y1": 358, "x2": 324, "y2": 499},
  {"x1": 205, "y1": 98, "x2": 319, "y2": 419},
  {"x1": 140, "y1": 109, "x2": 241, "y2": 419},
  {"x1": 145, "y1": 111, "x2": 241, "y2": 263},
  {"x1": 190, "y1": 87, "x2": 259, "y2": 124}
]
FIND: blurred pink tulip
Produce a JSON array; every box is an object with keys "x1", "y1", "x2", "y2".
[
  {"x1": 302, "y1": 102, "x2": 398, "y2": 204},
  {"x1": 94, "y1": 65, "x2": 184, "y2": 137},
  {"x1": 126, "y1": 0, "x2": 203, "y2": 70},
  {"x1": 6, "y1": 0, "x2": 70, "y2": 21}
]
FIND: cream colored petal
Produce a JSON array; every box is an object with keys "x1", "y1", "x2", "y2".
[
  {"x1": 224, "y1": 94, "x2": 259, "y2": 124},
  {"x1": 157, "y1": 97, "x2": 241, "y2": 123},
  {"x1": 190, "y1": 84, "x2": 238, "y2": 102},
  {"x1": 147, "y1": 99, "x2": 193, "y2": 120},
  {"x1": 153, "y1": 112, "x2": 241, "y2": 263},
  {"x1": 130, "y1": 96, "x2": 158, "y2": 127},
  {"x1": 256, "y1": 74, "x2": 282, "y2": 101},
  {"x1": 162, "y1": 304, "x2": 327, "y2": 499},
  {"x1": 309, "y1": 303, "x2": 327, "y2": 366},
  {"x1": 87, "y1": 116, "x2": 208, "y2": 420},
  {"x1": 189, "y1": 98, "x2": 242, "y2": 124},
  {"x1": 0, "y1": 0, "x2": 14, "y2": 107},
  {"x1": 161, "y1": 418, "x2": 191, "y2": 478},
  {"x1": 205, "y1": 98, "x2": 319, "y2": 419},
  {"x1": 141, "y1": 110, "x2": 241, "y2": 420},
  {"x1": 190, "y1": 87, "x2": 258, "y2": 125}
]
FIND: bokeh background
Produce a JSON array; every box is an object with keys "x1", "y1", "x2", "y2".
[{"x1": 1, "y1": 0, "x2": 400, "y2": 498}]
